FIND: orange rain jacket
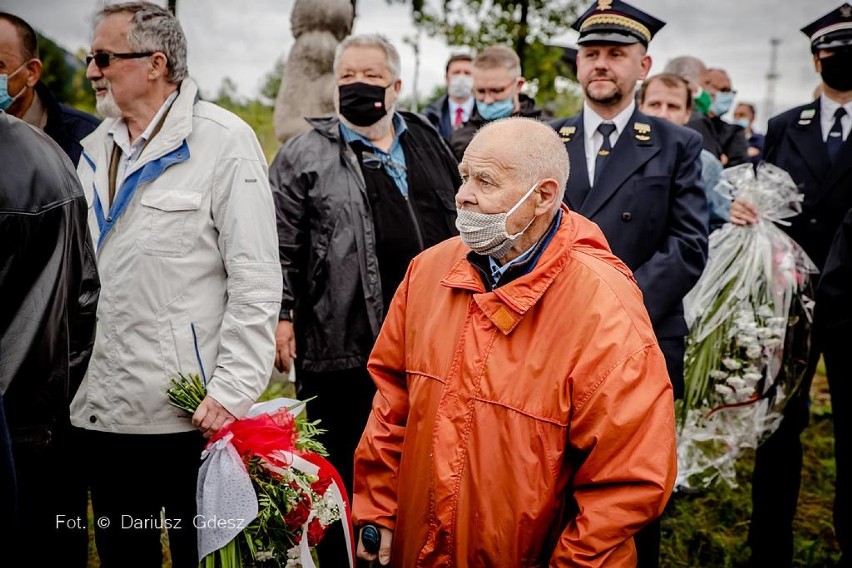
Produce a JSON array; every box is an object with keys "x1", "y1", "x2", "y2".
[{"x1": 353, "y1": 207, "x2": 677, "y2": 567}]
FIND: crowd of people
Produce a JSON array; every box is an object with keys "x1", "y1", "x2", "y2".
[{"x1": 1, "y1": 0, "x2": 851, "y2": 566}]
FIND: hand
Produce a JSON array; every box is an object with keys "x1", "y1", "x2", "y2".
[
  {"x1": 729, "y1": 198, "x2": 759, "y2": 226},
  {"x1": 356, "y1": 525, "x2": 393, "y2": 565},
  {"x1": 192, "y1": 396, "x2": 235, "y2": 438},
  {"x1": 274, "y1": 320, "x2": 297, "y2": 373}
]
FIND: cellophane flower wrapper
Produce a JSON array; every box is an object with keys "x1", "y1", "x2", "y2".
[
  {"x1": 676, "y1": 163, "x2": 818, "y2": 490},
  {"x1": 192, "y1": 398, "x2": 353, "y2": 568}
]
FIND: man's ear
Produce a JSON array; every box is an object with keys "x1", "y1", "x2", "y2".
[
  {"x1": 535, "y1": 178, "x2": 560, "y2": 215},
  {"x1": 25, "y1": 58, "x2": 42, "y2": 86},
  {"x1": 813, "y1": 53, "x2": 822, "y2": 74},
  {"x1": 639, "y1": 54, "x2": 652, "y2": 81},
  {"x1": 149, "y1": 52, "x2": 169, "y2": 80},
  {"x1": 393, "y1": 78, "x2": 402, "y2": 94}
]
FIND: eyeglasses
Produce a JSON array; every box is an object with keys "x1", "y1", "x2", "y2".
[
  {"x1": 361, "y1": 151, "x2": 407, "y2": 173},
  {"x1": 474, "y1": 80, "x2": 516, "y2": 98},
  {"x1": 85, "y1": 51, "x2": 155, "y2": 69}
]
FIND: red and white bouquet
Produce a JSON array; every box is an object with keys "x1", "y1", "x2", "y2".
[{"x1": 168, "y1": 373, "x2": 353, "y2": 567}]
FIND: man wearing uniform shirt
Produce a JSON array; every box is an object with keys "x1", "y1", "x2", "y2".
[
  {"x1": 730, "y1": 4, "x2": 852, "y2": 566},
  {"x1": 549, "y1": 3, "x2": 708, "y2": 564}
]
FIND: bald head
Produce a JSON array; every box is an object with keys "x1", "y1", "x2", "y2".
[
  {"x1": 470, "y1": 117, "x2": 569, "y2": 207},
  {"x1": 664, "y1": 55, "x2": 709, "y2": 90}
]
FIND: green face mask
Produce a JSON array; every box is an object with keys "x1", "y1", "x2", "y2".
[{"x1": 694, "y1": 88, "x2": 712, "y2": 115}]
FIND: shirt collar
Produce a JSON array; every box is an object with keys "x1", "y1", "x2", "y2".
[
  {"x1": 109, "y1": 90, "x2": 179, "y2": 155},
  {"x1": 821, "y1": 94, "x2": 852, "y2": 118},
  {"x1": 339, "y1": 111, "x2": 407, "y2": 147},
  {"x1": 583, "y1": 99, "x2": 636, "y2": 141},
  {"x1": 449, "y1": 97, "x2": 475, "y2": 117}
]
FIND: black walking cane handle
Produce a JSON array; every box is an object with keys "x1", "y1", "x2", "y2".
[{"x1": 361, "y1": 524, "x2": 381, "y2": 555}]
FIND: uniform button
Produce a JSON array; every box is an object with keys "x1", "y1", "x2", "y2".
[
  {"x1": 622, "y1": 212, "x2": 632, "y2": 222},
  {"x1": 810, "y1": 218, "x2": 817, "y2": 225},
  {"x1": 89, "y1": 415, "x2": 97, "y2": 423},
  {"x1": 106, "y1": 216, "x2": 113, "y2": 223}
]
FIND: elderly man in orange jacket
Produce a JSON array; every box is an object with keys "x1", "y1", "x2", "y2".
[{"x1": 353, "y1": 117, "x2": 677, "y2": 567}]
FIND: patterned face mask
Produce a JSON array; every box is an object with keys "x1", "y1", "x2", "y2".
[{"x1": 455, "y1": 181, "x2": 539, "y2": 258}]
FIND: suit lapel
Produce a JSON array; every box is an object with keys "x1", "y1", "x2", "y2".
[
  {"x1": 787, "y1": 100, "x2": 831, "y2": 185},
  {"x1": 581, "y1": 109, "x2": 661, "y2": 219},
  {"x1": 558, "y1": 115, "x2": 589, "y2": 211}
]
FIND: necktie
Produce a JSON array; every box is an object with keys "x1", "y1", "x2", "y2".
[
  {"x1": 594, "y1": 122, "x2": 617, "y2": 187},
  {"x1": 454, "y1": 106, "x2": 464, "y2": 129},
  {"x1": 828, "y1": 107, "x2": 847, "y2": 164}
]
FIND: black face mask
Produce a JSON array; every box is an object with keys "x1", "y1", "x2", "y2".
[
  {"x1": 820, "y1": 49, "x2": 852, "y2": 92},
  {"x1": 338, "y1": 82, "x2": 389, "y2": 126}
]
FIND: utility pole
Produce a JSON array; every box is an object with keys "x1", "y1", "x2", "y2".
[{"x1": 764, "y1": 38, "x2": 781, "y2": 122}]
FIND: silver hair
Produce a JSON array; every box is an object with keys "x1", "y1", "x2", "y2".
[
  {"x1": 94, "y1": 2, "x2": 188, "y2": 84},
  {"x1": 477, "y1": 117, "x2": 569, "y2": 208},
  {"x1": 663, "y1": 56, "x2": 707, "y2": 86},
  {"x1": 333, "y1": 33, "x2": 401, "y2": 81}
]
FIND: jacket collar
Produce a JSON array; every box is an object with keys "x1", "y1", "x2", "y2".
[{"x1": 441, "y1": 205, "x2": 574, "y2": 335}]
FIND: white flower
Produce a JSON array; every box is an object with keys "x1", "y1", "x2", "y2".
[
  {"x1": 726, "y1": 376, "x2": 746, "y2": 389},
  {"x1": 763, "y1": 338, "x2": 783, "y2": 349},
  {"x1": 722, "y1": 358, "x2": 742, "y2": 371},
  {"x1": 745, "y1": 344, "x2": 762, "y2": 359},
  {"x1": 286, "y1": 546, "x2": 302, "y2": 567},
  {"x1": 743, "y1": 372, "x2": 762, "y2": 385},
  {"x1": 709, "y1": 370, "x2": 729, "y2": 380},
  {"x1": 756, "y1": 304, "x2": 774, "y2": 318},
  {"x1": 735, "y1": 386, "x2": 756, "y2": 398},
  {"x1": 715, "y1": 384, "x2": 734, "y2": 395}
]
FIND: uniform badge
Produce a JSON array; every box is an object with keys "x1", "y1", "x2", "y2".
[
  {"x1": 799, "y1": 108, "x2": 815, "y2": 125},
  {"x1": 841, "y1": 4, "x2": 852, "y2": 18},
  {"x1": 559, "y1": 126, "x2": 576, "y2": 142},
  {"x1": 634, "y1": 122, "x2": 651, "y2": 142},
  {"x1": 597, "y1": 0, "x2": 613, "y2": 10}
]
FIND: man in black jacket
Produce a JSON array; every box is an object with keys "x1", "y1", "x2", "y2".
[
  {"x1": 449, "y1": 45, "x2": 544, "y2": 160},
  {"x1": 270, "y1": 33, "x2": 460, "y2": 566},
  {"x1": 0, "y1": 12, "x2": 99, "y2": 165},
  {"x1": 0, "y1": 112, "x2": 99, "y2": 567},
  {"x1": 423, "y1": 53, "x2": 474, "y2": 142}
]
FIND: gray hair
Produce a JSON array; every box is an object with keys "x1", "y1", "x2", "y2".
[
  {"x1": 333, "y1": 33, "x2": 400, "y2": 81},
  {"x1": 94, "y1": 2, "x2": 188, "y2": 84},
  {"x1": 478, "y1": 117, "x2": 569, "y2": 208},
  {"x1": 663, "y1": 56, "x2": 707, "y2": 86}
]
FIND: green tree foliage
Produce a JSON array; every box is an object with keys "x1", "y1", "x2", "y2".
[
  {"x1": 390, "y1": 0, "x2": 583, "y2": 106},
  {"x1": 35, "y1": 33, "x2": 96, "y2": 113}
]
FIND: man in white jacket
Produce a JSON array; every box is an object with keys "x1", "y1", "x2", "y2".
[{"x1": 71, "y1": 3, "x2": 281, "y2": 566}]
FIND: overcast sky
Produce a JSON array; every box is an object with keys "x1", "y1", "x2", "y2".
[{"x1": 2, "y1": 0, "x2": 838, "y2": 127}]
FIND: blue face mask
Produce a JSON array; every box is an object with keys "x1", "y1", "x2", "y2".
[
  {"x1": 476, "y1": 97, "x2": 515, "y2": 121},
  {"x1": 710, "y1": 91, "x2": 735, "y2": 117},
  {"x1": 0, "y1": 64, "x2": 26, "y2": 112},
  {"x1": 733, "y1": 118, "x2": 750, "y2": 129}
]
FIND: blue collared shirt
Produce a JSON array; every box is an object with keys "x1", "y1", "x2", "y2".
[
  {"x1": 340, "y1": 112, "x2": 409, "y2": 197},
  {"x1": 486, "y1": 209, "x2": 563, "y2": 286}
]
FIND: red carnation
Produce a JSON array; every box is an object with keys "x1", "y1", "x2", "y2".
[
  {"x1": 307, "y1": 518, "x2": 326, "y2": 547},
  {"x1": 284, "y1": 495, "x2": 311, "y2": 529},
  {"x1": 311, "y1": 473, "x2": 332, "y2": 496}
]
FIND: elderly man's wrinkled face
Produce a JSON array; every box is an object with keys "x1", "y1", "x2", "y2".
[
  {"x1": 577, "y1": 43, "x2": 650, "y2": 107},
  {"x1": 86, "y1": 13, "x2": 153, "y2": 118},
  {"x1": 640, "y1": 79, "x2": 691, "y2": 126},
  {"x1": 336, "y1": 46, "x2": 400, "y2": 111},
  {"x1": 456, "y1": 128, "x2": 538, "y2": 235}
]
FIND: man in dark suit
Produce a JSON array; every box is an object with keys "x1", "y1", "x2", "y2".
[
  {"x1": 551, "y1": 3, "x2": 708, "y2": 563},
  {"x1": 423, "y1": 53, "x2": 474, "y2": 142},
  {"x1": 730, "y1": 4, "x2": 852, "y2": 566}
]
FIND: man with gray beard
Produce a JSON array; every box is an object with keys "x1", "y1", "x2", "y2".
[
  {"x1": 73, "y1": 3, "x2": 281, "y2": 566},
  {"x1": 270, "y1": 35, "x2": 459, "y2": 564}
]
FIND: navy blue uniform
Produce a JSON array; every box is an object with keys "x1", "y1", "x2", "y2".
[
  {"x1": 550, "y1": 110, "x2": 709, "y2": 398},
  {"x1": 749, "y1": 98, "x2": 852, "y2": 567}
]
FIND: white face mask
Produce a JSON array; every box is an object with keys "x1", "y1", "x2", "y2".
[
  {"x1": 448, "y1": 74, "x2": 473, "y2": 99},
  {"x1": 456, "y1": 181, "x2": 539, "y2": 259}
]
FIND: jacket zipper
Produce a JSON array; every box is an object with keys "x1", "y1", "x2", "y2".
[{"x1": 403, "y1": 191, "x2": 425, "y2": 250}]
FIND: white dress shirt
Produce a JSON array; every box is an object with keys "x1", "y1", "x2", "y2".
[
  {"x1": 820, "y1": 94, "x2": 852, "y2": 142},
  {"x1": 448, "y1": 97, "x2": 475, "y2": 126},
  {"x1": 583, "y1": 99, "x2": 636, "y2": 186}
]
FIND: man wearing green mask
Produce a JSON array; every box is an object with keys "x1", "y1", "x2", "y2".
[{"x1": 449, "y1": 45, "x2": 544, "y2": 160}]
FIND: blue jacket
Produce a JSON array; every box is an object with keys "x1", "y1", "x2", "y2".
[
  {"x1": 550, "y1": 109, "x2": 709, "y2": 340},
  {"x1": 37, "y1": 82, "x2": 99, "y2": 167}
]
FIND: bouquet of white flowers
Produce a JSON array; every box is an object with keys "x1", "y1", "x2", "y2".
[{"x1": 676, "y1": 163, "x2": 818, "y2": 490}]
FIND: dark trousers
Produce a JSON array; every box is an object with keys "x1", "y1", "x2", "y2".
[
  {"x1": 825, "y1": 330, "x2": 852, "y2": 566},
  {"x1": 0, "y1": 395, "x2": 15, "y2": 540},
  {"x1": 747, "y1": 348, "x2": 820, "y2": 567},
  {"x1": 297, "y1": 365, "x2": 376, "y2": 567},
  {"x1": 10, "y1": 419, "x2": 88, "y2": 568},
  {"x1": 634, "y1": 336, "x2": 684, "y2": 568},
  {"x1": 83, "y1": 429, "x2": 204, "y2": 568}
]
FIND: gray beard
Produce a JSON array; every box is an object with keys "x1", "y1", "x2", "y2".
[{"x1": 95, "y1": 87, "x2": 122, "y2": 119}]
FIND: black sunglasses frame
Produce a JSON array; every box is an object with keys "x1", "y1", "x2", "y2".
[{"x1": 85, "y1": 51, "x2": 155, "y2": 69}]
